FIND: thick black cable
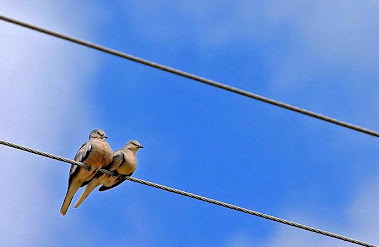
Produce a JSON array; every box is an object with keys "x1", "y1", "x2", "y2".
[
  {"x1": 0, "y1": 14, "x2": 378, "y2": 138},
  {"x1": 0, "y1": 139, "x2": 377, "y2": 247}
]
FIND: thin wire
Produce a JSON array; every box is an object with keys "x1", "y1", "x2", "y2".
[
  {"x1": 0, "y1": 15, "x2": 378, "y2": 138},
  {"x1": 0, "y1": 139, "x2": 377, "y2": 247},
  {"x1": 0, "y1": 139, "x2": 90, "y2": 170}
]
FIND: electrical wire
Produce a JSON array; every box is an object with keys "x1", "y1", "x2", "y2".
[
  {"x1": 0, "y1": 139, "x2": 376, "y2": 247},
  {"x1": 0, "y1": 14, "x2": 378, "y2": 138}
]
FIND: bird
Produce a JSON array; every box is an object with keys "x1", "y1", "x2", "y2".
[
  {"x1": 74, "y1": 140, "x2": 143, "y2": 208},
  {"x1": 60, "y1": 129, "x2": 113, "y2": 215}
]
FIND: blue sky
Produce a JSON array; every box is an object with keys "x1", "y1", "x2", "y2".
[{"x1": 0, "y1": 1, "x2": 378, "y2": 246}]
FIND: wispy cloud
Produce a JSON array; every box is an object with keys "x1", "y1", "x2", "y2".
[
  {"x1": 1, "y1": 2, "x2": 377, "y2": 246},
  {"x1": 0, "y1": 1, "x2": 100, "y2": 245},
  {"x1": 120, "y1": 1, "x2": 379, "y2": 126},
  {"x1": 225, "y1": 174, "x2": 379, "y2": 247},
  {"x1": 121, "y1": 1, "x2": 378, "y2": 60}
]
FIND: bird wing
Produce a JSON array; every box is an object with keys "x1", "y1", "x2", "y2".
[
  {"x1": 98, "y1": 151, "x2": 129, "y2": 191},
  {"x1": 113, "y1": 152, "x2": 125, "y2": 170},
  {"x1": 106, "y1": 151, "x2": 125, "y2": 171},
  {"x1": 69, "y1": 141, "x2": 92, "y2": 178}
]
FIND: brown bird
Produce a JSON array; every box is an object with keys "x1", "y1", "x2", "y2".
[
  {"x1": 60, "y1": 129, "x2": 113, "y2": 215},
  {"x1": 74, "y1": 140, "x2": 143, "y2": 208}
]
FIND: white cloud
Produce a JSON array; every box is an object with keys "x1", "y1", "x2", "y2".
[
  {"x1": 265, "y1": 0, "x2": 379, "y2": 89},
  {"x1": 1, "y1": 2, "x2": 377, "y2": 246},
  {"x1": 225, "y1": 231, "x2": 256, "y2": 247},
  {"x1": 269, "y1": 0, "x2": 379, "y2": 63},
  {"x1": 121, "y1": 1, "x2": 379, "y2": 126},
  {"x1": 0, "y1": 1, "x2": 100, "y2": 246},
  {"x1": 122, "y1": 1, "x2": 378, "y2": 60},
  {"x1": 267, "y1": 177, "x2": 379, "y2": 247},
  {"x1": 225, "y1": 174, "x2": 379, "y2": 247},
  {"x1": 262, "y1": 0, "x2": 379, "y2": 134},
  {"x1": 348, "y1": 175, "x2": 379, "y2": 243}
]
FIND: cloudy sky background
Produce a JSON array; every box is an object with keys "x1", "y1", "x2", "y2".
[{"x1": 0, "y1": 1, "x2": 378, "y2": 246}]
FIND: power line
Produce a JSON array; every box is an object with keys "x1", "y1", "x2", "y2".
[
  {"x1": 0, "y1": 139, "x2": 91, "y2": 170},
  {"x1": 0, "y1": 139, "x2": 376, "y2": 247},
  {"x1": 0, "y1": 13, "x2": 377, "y2": 246},
  {"x1": 0, "y1": 15, "x2": 378, "y2": 138}
]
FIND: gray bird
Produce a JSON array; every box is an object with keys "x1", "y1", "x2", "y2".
[
  {"x1": 60, "y1": 129, "x2": 113, "y2": 215},
  {"x1": 74, "y1": 140, "x2": 143, "y2": 208}
]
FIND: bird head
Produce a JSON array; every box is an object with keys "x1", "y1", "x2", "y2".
[
  {"x1": 89, "y1": 129, "x2": 108, "y2": 139},
  {"x1": 126, "y1": 140, "x2": 144, "y2": 152}
]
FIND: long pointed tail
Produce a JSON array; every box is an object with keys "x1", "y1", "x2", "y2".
[
  {"x1": 74, "y1": 179, "x2": 100, "y2": 209},
  {"x1": 60, "y1": 183, "x2": 80, "y2": 215}
]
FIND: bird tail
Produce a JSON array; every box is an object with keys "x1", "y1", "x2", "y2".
[
  {"x1": 60, "y1": 182, "x2": 80, "y2": 215},
  {"x1": 74, "y1": 179, "x2": 100, "y2": 209}
]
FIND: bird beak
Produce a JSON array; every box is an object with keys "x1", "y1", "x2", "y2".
[
  {"x1": 139, "y1": 145, "x2": 144, "y2": 148},
  {"x1": 103, "y1": 136, "x2": 108, "y2": 139}
]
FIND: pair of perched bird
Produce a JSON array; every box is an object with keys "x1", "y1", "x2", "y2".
[{"x1": 60, "y1": 129, "x2": 143, "y2": 215}]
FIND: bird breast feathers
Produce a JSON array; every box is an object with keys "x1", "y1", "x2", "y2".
[{"x1": 86, "y1": 139, "x2": 112, "y2": 166}]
